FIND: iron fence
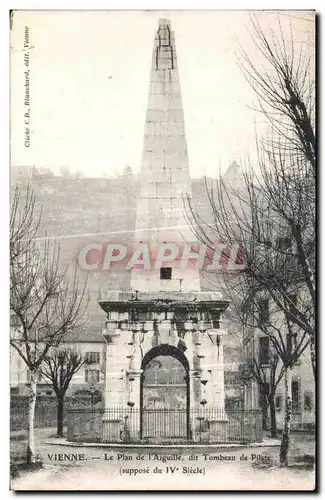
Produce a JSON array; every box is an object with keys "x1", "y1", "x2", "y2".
[{"x1": 67, "y1": 407, "x2": 263, "y2": 444}]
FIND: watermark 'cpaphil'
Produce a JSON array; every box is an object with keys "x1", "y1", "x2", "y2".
[{"x1": 77, "y1": 242, "x2": 245, "y2": 272}]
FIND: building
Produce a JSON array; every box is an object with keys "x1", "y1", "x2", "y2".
[
  {"x1": 243, "y1": 295, "x2": 315, "y2": 431},
  {"x1": 11, "y1": 165, "x2": 36, "y2": 183},
  {"x1": 10, "y1": 328, "x2": 105, "y2": 397}
]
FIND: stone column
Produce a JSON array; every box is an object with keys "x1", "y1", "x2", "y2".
[
  {"x1": 206, "y1": 329, "x2": 227, "y2": 441},
  {"x1": 208, "y1": 330, "x2": 227, "y2": 409},
  {"x1": 184, "y1": 327, "x2": 198, "y2": 405},
  {"x1": 168, "y1": 322, "x2": 179, "y2": 347},
  {"x1": 126, "y1": 331, "x2": 143, "y2": 440},
  {"x1": 127, "y1": 331, "x2": 143, "y2": 406},
  {"x1": 103, "y1": 323, "x2": 125, "y2": 408},
  {"x1": 141, "y1": 322, "x2": 155, "y2": 354},
  {"x1": 126, "y1": 370, "x2": 142, "y2": 442},
  {"x1": 158, "y1": 319, "x2": 172, "y2": 344},
  {"x1": 102, "y1": 323, "x2": 126, "y2": 443},
  {"x1": 196, "y1": 321, "x2": 214, "y2": 406},
  {"x1": 193, "y1": 330, "x2": 210, "y2": 406},
  {"x1": 189, "y1": 370, "x2": 201, "y2": 442},
  {"x1": 193, "y1": 329, "x2": 213, "y2": 444}
]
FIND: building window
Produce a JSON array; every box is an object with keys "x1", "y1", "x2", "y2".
[
  {"x1": 258, "y1": 299, "x2": 269, "y2": 325},
  {"x1": 85, "y1": 370, "x2": 100, "y2": 383},
  {"x1": 225, "y1": 397, "x2": 241, "y2": 411},
  {"x1": 276, "y1": 237, "x2": 292, "y2": 251},
  {"x1": 258, "y1": 336, "x2": 270, "y2": 365},
  {"x1": 160, "y1": 267, "x2": 172, "y2": 280},
  {"x1": 85, "y1": 352, "x2": 100, "y2": 365},
  {"x1": 224, "y1": 371, "x2": 240, "y2": 386},
  {"x1": 292, "y1": 379, "x2": 301, "y2": 413},
  {"x1": 304, "y1": 392, "x2": 313, "y2": 411},
  {"x1": 259, "y1": 382, "x2": 270, "y2": 408},
  {"x1": 26, "y1": 370, "x2": 43, "y2": 383},
  {"x1": 275, "y1": 394, "x2": 282, "y2": 411}
]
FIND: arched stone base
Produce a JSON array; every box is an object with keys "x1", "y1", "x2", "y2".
[{"x1": 99, "y1": 290, "x2": 229, "y2": 442}]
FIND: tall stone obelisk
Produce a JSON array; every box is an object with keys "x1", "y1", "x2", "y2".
[
  {"x1": 100, "y1": 20, "x2": 229, "y2": 437},
  {"x1": 131, "y1": 18, "x2": 201, "y2": 292}
]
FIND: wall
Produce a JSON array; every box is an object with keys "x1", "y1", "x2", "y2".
[
  {"x1": 275, "y1": 354, "x2": 315, "y2": 430},
  {"x1": 243, "y1": 312, "x2": 315, "y2": 431},
  {"x1": 11, "y1": 395, "x2": 102, "y2": 430}
]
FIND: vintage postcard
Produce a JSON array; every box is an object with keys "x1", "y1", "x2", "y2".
[{"x1": 10, "y1": 10, "x2": 316, "y2": 491}]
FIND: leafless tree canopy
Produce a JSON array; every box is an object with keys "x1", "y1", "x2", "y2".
[
  {"x1": 10, "y1": 184, "x2": 88, "y2": 371},
  {"x1": 185, "y1": 14, "x2": 315, "y2": 370},
  {"x1": 185, "y1": 15, "x2": 315, "y2": 467},
  {"x1": 41, "y1": 348, "x2": 84, "y2": 437},
  {"x1": 10, "y1": 236, "x2": 88, "y2": 370},
  {"x1": 10, "y1": 183, "x2": 88, "y2": 461},
  {"x1": 240, "y1": 15, "x2": 315, "y2": 168},
  {"x1": 41, "y1": 348, "x2": 84, "y2": 397},
  {"x1": 10, "y1": 184, "x2": 41, "y2": 286}
]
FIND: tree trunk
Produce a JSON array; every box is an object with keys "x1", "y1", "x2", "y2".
[
  {"x1": 279, "y1": 366, "x2": 292, "y2": 466},
  {"x1": 269, "y1": 393, "x2": 277, "y2": 438},
  {"x1": 27, "y1": 371, "x2": 37, "y2": 464},
  {"x1": 310, "y1": 337, "x2": 316, "y2": 381},
  {"x1": 57, "y1": 397, "x2": 64, "y2": 437},
  {"x1": 261, "y1": 395, "x2": 269, "y2": 431}
]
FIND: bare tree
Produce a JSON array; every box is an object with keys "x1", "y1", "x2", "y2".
[
  {"x1": 241, "y1": 347, "x2": 284, "y2": 438},
  {"x1": 238, "y1": 14, "x2": 315, "y2": 362},
  {"x1": 10, "y1": 184, "x2": 88, "y2": 463},
  {"x1": 185, "y1": 14, "x2": 315, "y2": 467},
  {"x1": 41, "y1": 348, "x2": 84, "y2": 437},
  {"x1": 10, "y1": 184, "x2": 40, "y2": 280},
  {"x1": 220, "y1": 281, "x2": 287, "y2": 439}
]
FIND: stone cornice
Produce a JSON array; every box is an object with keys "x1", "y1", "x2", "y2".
[{"x1": 99, "y1": 291, "x2": 229, "y2": 315}]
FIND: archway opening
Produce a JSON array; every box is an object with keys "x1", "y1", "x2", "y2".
[{"x1": 140, "y1": 345, "x2": 190, "y2": 441}]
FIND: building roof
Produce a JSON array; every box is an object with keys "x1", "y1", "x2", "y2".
[
  {"x1": 10, "y1": 319, "x2": 105, "y2": 344},
  {"x1": 223, "y1": 160, "x2": 241, "y2": 182},
  {"x1": 62, "y1": 327, "x2": 105, "y2": 344}
]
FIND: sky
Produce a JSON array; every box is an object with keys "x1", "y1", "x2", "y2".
[{"x1": 10, "y1": 10, "x2": 315, "y2": 178}]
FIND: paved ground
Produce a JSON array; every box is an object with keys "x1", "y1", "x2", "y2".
[{"x1": 10, "y1": 428, "x2": 316, "y2": 491}]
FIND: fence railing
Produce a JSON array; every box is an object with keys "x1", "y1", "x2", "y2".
[{"x1": 67, "y1": 407, "x2": 263, "y2": 444}]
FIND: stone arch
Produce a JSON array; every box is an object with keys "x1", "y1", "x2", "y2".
[
  {"x1": 140, "y1": 345, "x2": 190, "y2": 440},
  {"x1": 141, "y1": 344, "x2": 190, "y2": 373}
]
